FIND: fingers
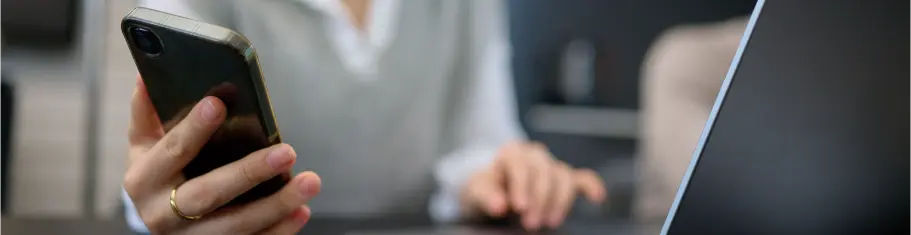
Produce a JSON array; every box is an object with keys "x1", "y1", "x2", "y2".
[
  {"x1": 546, "y1": 163, "x2": 576, "y2": 228},
  {"x1": 256, "y1": 206, "x2": 311, "y2": 235},
  {"x1": 522, "y1": 146, "x2": 553, "y2": 231},
  {"x1": 462, "y1": 170, "x2": 508, "y2": 218},
  {"x1": 207, "y1": 172, "x2": 321, "y2": 234},
  {"x1": 175, "y1": 144, "x2": 297, "y2": 216},
  {"x1": 529, "y1": 149, "x2": 553, "y2": 210},
  {"x1": 497, "y1": 143, "x2": 530, "y2": 212},
  {"x1": 504, "y1": 160, "x2": 530, "y2": 212},
  {"x1": 139, "y1": 97, "x2": 226, "y2": 182},
  {"x1": 490, "y1": 141, "x2": 607, "y2": 231},
  {"x1": 574, "y1": 169, "x2": 607, "y2": 204},
  {"x1": 129, "y1": 76, "x2": 163, "y2": 147}
]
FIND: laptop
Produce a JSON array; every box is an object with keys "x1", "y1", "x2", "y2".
[
  {"x1": 344, "y1": 220, "x2": 656, "y2": 235},
  {"x1": 662, "y1": 0, "x2": 908, "y2": 234}
]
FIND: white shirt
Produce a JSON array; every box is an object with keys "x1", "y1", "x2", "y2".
[{"x1": 126, "y1": 0, "x2": 524, "y2": 232}]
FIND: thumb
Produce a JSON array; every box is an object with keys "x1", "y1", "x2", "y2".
[{"x1": 463, "y1": 171, "x2": 509, "y2": 218}]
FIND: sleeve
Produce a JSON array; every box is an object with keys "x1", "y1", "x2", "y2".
[
  {"x1": 136, "y1": 0, "x2": 236, "y2": 28},
  {"x1": 428, "y1": 0, "x2": 527, "y2": 223},
  {"x1": 122, "y1": 2, "x2": 237, "y2": 233},
  {"x1": 123, "y1": 188, "x2": 151, "y2": 233}
]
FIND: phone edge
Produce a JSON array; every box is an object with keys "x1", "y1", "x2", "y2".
[{"x1": 121, "y1": 7, "x2": 283, "y2": 145}]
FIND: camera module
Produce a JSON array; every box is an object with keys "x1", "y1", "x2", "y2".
[{"x1": 129, "y1": 27, "x2": 163, "y2": 56}]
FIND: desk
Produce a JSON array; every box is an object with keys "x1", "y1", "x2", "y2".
[
  {"x1": 1, "y1": 217, "x2": 132, "y2": 235},
  {"x1": 1, "y1": 217, "x2": 662, "y2": 235}
]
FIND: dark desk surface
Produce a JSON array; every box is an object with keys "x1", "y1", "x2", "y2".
[{"x1": 1, "y1": 217, "x2": 662, "y2": 235}]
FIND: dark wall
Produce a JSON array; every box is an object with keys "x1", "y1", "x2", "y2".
[
  {"x1": 2, "y1": 0, "x2": 81, "y2": 49},
  {"x1": 509, "y1": 0, "x2": 756, "y2": 112},
  {"x1": 508, "y1": 0, "x2": 756, "y2": 163}
]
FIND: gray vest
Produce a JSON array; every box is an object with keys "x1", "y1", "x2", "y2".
[{"x1": 225, "y1": 0, "x2": 479, "y2": 217}]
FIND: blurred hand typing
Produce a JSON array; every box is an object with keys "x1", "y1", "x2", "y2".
[{"x1": 460, "y1": 141, "x2": 606, "y2": 231}]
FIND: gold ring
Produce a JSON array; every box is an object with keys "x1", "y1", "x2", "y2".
[{"x1": 170, "y1": 183, "x2": 203, "y2": 220}]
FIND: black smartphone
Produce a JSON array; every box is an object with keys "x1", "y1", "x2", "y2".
[{"x1": 121, "y1": 7, "x2": 288, "y2": 207}]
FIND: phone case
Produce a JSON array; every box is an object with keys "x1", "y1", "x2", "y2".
[{"x1": 122, "y1": 7, "x2": 288, "y2": 207}]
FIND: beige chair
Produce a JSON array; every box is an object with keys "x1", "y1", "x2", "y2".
[{"x1": 635, "y1": 17, "x2": 749, "y2": 223}]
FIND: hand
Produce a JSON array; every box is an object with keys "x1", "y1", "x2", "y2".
[
  {"x1": 461, "y1": 141, "x2": 606, "y2": 231},
  {"x1": 123, "y1": 77, "x2": 322, "y2": 234}
]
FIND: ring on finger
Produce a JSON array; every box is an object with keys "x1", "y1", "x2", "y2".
[{"x1": 170, "y1": 182, "x2": 204, "y2": 220}]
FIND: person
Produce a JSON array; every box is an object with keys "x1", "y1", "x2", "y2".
[
  {"x1": 636, "y1": 16, "x2": 749, "y2": 223},
  {"x1": 121, "y1": 0, "x2": 607, "y2": 234}
]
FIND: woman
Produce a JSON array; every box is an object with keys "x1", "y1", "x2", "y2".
[{"x1": 122, "y1": 0, "x2": 607, "y2": 234}]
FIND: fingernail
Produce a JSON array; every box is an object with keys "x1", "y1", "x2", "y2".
[
  {"x1": 267, "y1": 145, "x2": 294, "y2": 170},
  {"x1": 298, "y1": 173, "x2": 321, "y2": 196},
  {"x1": 200, "y1": 98, "x2": 219, "y2": 121},
  {"x1": 294, "y1": 206, "x2": 311, "y2": 224},
  {"x1": 299, "y1": 206, "x2": 311, "y2": 223}
]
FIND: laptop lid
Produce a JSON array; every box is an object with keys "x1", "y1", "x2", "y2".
[{"x1": 662, "y1": 0, "x2": 908, "y2": 234}]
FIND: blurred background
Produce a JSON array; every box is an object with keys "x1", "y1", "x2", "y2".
[{"x1": 1, "y1": 0, "x2": 755, "y2": 223}]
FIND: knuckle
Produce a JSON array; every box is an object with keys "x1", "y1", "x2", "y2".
[
  {"x1": 240, "y1": 162, "x2": 260, "y2": 184},
  {"x1": 278, "y1": 189, "x2": 302, "y2": 210},
  {"x1": 163, "y1": 139, "x2": 186, "y2": 159},
  {"x1": 186, "y1": 186, "x2": 219, "y2": 212},
  {"x1": 122, "y1": 171, "x2": 144, "y2": 195}
]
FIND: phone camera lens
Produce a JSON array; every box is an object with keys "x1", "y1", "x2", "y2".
[{"x1": 130, "y1": 27, "x2": 163, "y2": 56}]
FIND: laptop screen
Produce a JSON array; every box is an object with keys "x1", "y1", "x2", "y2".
[{"x1": 663, "y1": 0, "x2": 908, "y2": 234}]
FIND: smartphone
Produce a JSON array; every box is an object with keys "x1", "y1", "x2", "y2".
[{"x1": 121, "y1": 7, "x2": 288, "y2": 207}]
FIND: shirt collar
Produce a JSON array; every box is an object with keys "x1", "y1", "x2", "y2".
[
  {"x1": 294, "y1": 0, "x2": 401, "y2": 76},
  {"x1": 298, "y1": 0, "x2": 346, "y2": 19}
]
